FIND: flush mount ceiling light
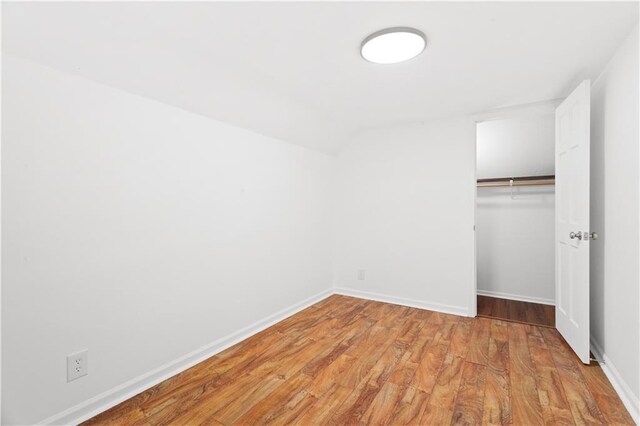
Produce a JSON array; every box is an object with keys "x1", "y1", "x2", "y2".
[{"x1": 361, "y1": 27, "x2": 426, "y2": 64}]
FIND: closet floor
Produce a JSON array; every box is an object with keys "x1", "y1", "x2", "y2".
[{"x1": 477, "y1": 295, "x2": 555, "y2": 327}]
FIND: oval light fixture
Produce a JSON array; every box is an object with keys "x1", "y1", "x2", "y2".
[{"x1": 361, "y1": 27, "x2": 426, "y2": 64}]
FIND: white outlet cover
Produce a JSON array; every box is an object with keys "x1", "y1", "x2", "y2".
[
  {"x1": 357, "y1": 269, "x2": 366, "y2": 280},
  {"x1": 67, "y1": 349, "x2": 88, "y2": 382}
]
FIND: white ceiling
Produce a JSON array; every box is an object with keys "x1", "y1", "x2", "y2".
[{"x1": 3, "y1": 2, "x2": 638, "y2": 154}]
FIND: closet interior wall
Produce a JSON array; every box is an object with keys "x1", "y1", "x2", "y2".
[{"x1": 476, "y1": 114, "x2": 556, "y2": 305}]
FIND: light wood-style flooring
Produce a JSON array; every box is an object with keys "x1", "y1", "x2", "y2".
[
  {"x1": 85, "y1": 294, "x2": 632, "y2": 425},
  {"x1": 477, "y1": 295, "x2": 555, "y2": 328}
]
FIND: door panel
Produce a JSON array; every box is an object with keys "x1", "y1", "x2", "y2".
[{"x1": 555, "y1": 80, "x2": 591, "y2": 364}]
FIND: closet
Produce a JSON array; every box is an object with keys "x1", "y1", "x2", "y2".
[{"x1": 475, "y1": 113, "x2": 556, "y2": 327}]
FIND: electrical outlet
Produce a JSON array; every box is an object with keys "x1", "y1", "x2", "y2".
[
  {"x1": 357, "y1": 269, "x2": 366, "y2": 280},
  {"x1": 67, "y1": 350, "x2": 88, "y2": 382}
]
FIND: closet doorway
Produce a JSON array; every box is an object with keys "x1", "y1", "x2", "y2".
[{"x1": 475, "y1": 111, "x2": 557, "y2": 328}]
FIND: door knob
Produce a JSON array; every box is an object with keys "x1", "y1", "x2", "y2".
[{"x1": 570, "y1": 231, "x2": 582, "y2": 240}]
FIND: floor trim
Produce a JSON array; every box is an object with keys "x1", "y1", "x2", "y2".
[
  {"x1": 477, "y1": 289, "x2": 555, "y2": 306},
  {"x1": 38, "y1": 289, "x2": 333, "y2": 426},
  {"x1": 591, "y1": 337, "x2": 639, "y2": 424},
  {"x1": 334, "y1": 287, "x2": 470, "y2": 317}
]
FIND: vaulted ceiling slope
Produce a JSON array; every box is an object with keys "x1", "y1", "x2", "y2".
[{"x1": 3, "y1": 2, "x2": 638, "y2": 154}]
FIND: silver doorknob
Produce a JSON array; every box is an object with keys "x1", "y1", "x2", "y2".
[
  {"x1": 570, "y1": 231, "x2": 582, "y2": 240},
  {"x1": 586, "y1": 232, "x2": 598, "y2": 240}
]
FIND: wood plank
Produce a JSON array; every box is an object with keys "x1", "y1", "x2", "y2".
[
  {"x1": 379, "y1": 305, "x2": 414, "y2": 330},
  {"x1": 363, "y1": 341, "x2": 406, "y2": 389},
  {"x1": 483, "y1": 366, "x2": 512, "y2": 425},
  {"x1": 477, "y1": 295, "x2": 555, "y2": 327},
  {"x1": 429, "y1": 316, "x2": 458, "y2": 347},
  {"x1": 527, "y1": 328, "x2": 574, "y2": 425},
  {"x1": 450, "y1": 317, "x2": 473, "y2": 358},
  {"x1": 359, "y1": 381, "x2": 404, "y2": 425},
  {"x1": 234, "y1": 372, "x2": 315, "y2": 424},
  {"x1": 387, "y1": 350, "x2": 418, "y2": 389},
  {"x1": 482, "y1": 320, "x2": 512, "y2": 425},
  {"x1": 466, "y1": 317, "x2": 491, "y2": 365},
  {"x1": 159, "y1": 372, "x2": 270, "y2": 425},
  {"x1": 301, "y1": 342, "x2": 350, "y2": 378},
  {"x1": 333, "y1": 314, "x2": 377, "y2": 347},
  {"x1": 338, "y1": 326, "x2": 398, "y2": 389},
  {"x1": 581, "y1": 362, "x2": 635, "y2": 425},
  {"x1": 590, "y1": 392, "x2": 635, "y2": 425},
  {"x1": 508, "y1": 323, "x2": 544, "y2": 425},
  {"x1": 425, "y1": 351, "x2": 466, "y2": 410},
  {"x1": 243, "y1": 333, "x2": 319, "y2": 379},
  {"x1": 209, "y1": 374, "x2": 285, "y2": 424},
  {"x1": 326, "y1": 382, "x2": 382, "y2": 425},
  {"x1": 387, "y1": 386, "x2": 430, "y2": 425},
  {"x1": 406, "y1": 311, "x2": 444, "y2": 364},
  {"x1": 139, "y1": 369, "x2": 255, "y2": 424},
  {"x1": 540, "y1": 328, "x2": 607, "y2": 425},
  {"x1": 410, "y1": 342, "x2": 448, "y2": 393},
  {"x1": 294, "y1": 384, "x2": 352, "y2": 425},
  {"x1": 304, "y1": 353, "x2": 357, "y2": 398},
  {"x1": 420, "y1": 403, "x2": 454, "y2": 425},
  {"x1": 395, "y1": 315, "x2": 425, "y2": 348},
  {"x1": 451, "y1": 361, "x2": 487, "y2": 425}
]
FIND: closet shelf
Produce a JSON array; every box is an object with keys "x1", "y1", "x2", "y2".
[{"x1": 477, "y1": 174, "x2": 555, "y2": 188}]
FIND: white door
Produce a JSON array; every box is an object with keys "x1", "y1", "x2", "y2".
[{"x1": 555, "y1": 80, "x2": 592, "y2": 364}]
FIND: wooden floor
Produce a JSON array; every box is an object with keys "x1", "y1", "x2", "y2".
[
  {"x1": 477, "y1": 295, "x2": 555, "y2": 328},
  {"x1": 86, "y1": 295, "x2": 632, "y2": 425}
]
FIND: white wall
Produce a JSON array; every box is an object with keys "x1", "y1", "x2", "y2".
[
  {"x1": 476, "y1": 115, "x2": 555, "y2": 180},
  {"x1": 590, "y1": 25, "x2": 639, "y2": 417},
  {"x1": 476, "y1": 116, "x2": 555, "y2": 304},
  {"x1": 1, "y1": 55, "x2": 334, "y2": 425},
  {"x1": 332, "y1": 118, "x2": 476, "y2": 316}
]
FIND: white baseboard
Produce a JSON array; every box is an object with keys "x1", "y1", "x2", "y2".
[
  {"x1": 477, "y1": 289, "x2": 555, "y2": 306},
  {"x1": 38, "y1": 289, "x2": 333, "y2": 426},
  {"x1": 591, "y1": 337, "x2": 639, "y2": 424},
  {"x1": 334, "y1": 287, "x2": 470, "y2": 317}
]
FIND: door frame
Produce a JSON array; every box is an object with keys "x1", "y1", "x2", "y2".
[{"x1": 470, "y1": 99, "x2": 563, "y2": 317}]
